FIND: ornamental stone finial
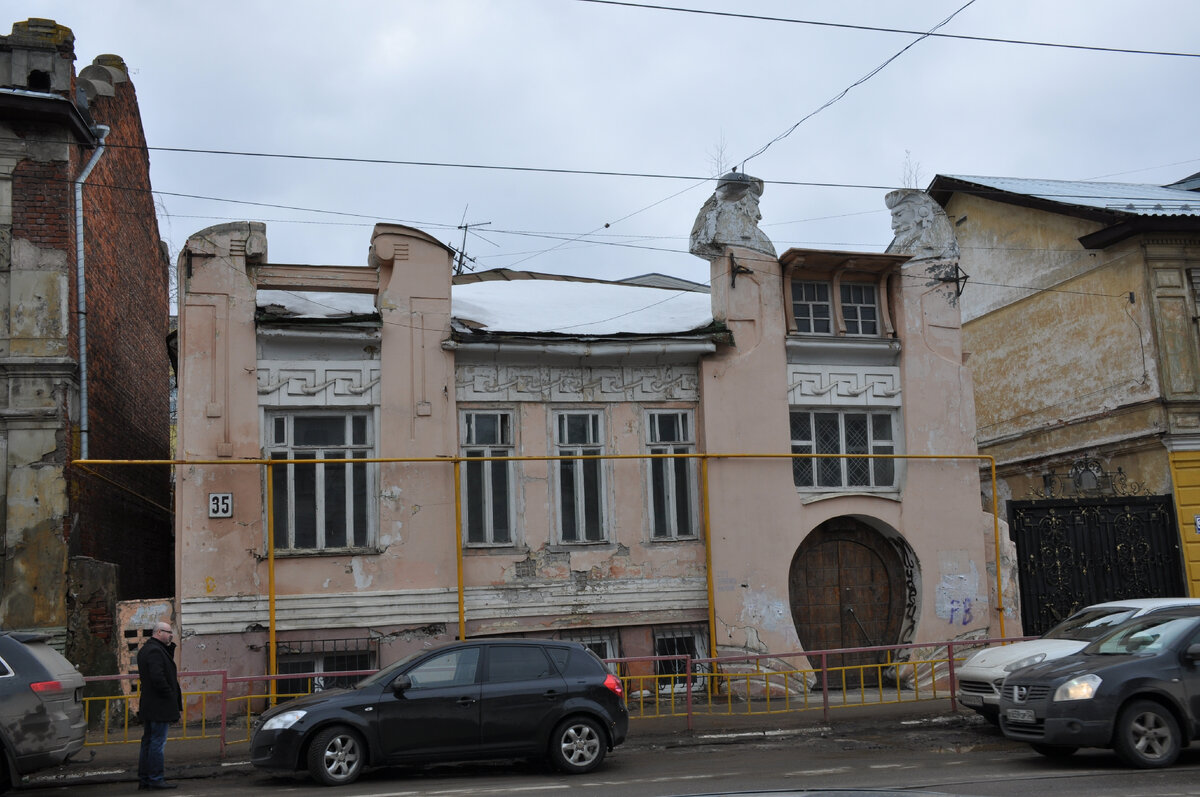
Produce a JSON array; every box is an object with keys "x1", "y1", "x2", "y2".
[
  {"x1": 884, "y1": 189, "x2": 959, "y2": 262},
  {"x1": 689, "y1": 171, "x2": 776, "y2": 260}
]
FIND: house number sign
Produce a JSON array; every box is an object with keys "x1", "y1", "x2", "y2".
[{"x1": 209, "y1": 493, "x2": 233, "y2": 518}]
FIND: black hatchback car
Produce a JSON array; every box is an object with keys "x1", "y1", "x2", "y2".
[
  {"x1": 999, "y1": 606, "x2": 1200, "y2": 767},
  {"x1": 250, "y1": 638, "x2": 628, "y2": 786}
]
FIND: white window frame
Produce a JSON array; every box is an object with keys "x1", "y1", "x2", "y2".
[
  {"x1": 789, "y1": 408, "x2": 897, "y2": 490},
  {"x1": 557, "y1": 629, "x2": 620, "y2": 674},
  {"x1": 839, "y1": 282, "x2": 880, "y2": 335},
  {"x1": 277, "y1": 648, "x2": 375, "y2": 695},
  {"x1": 645, "y1": 409, "x2": 699, "y2": 540},
  {"x1": 791, "y1": 280, "x2": 833, "y2": 334},
  {"x1": 789, "y1": 278, "x2": 882, "y2": 337},
  {"x1": 266, "y1": 411, "x2": 376, "y2": 551},
  {"x1": 460, "y1": 410, "x2": 516, "y2": 546},
  {"x1": 554, "y1": 410, "x2": 607, "y2": 543}
]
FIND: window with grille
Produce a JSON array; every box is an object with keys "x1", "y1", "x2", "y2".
[
  {"x1": 461, "y1": 411, "x2": 514, "y2": 545},
  {"x1": 276, "y1": 638, "x2": 376, "y2": 698},
  {"x1": 267, "y1": 413, "x2": 375, "y2": 551},
  {"x1": 558, "y1": 628, "x2": 620, "y2": 673},
  {"x1": 789, "y1": 410, "x2": 896, "y2": 489},
  {"x1": 555, "y1": 411, "x2": 606, "y2": 543},
  {"x1": 646, "y1": 410, "x2": 698, "y2": 539},
  {"x1": 653, "y1": 624, "x2": 710, "y2": 684}
]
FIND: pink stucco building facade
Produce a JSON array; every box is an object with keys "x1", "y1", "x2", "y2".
[{"x1": 172, "y1": 178, "x2": 1009, "y2": 686}]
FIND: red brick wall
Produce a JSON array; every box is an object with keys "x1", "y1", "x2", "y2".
[
  {"x1": 71, "y1": 72, "x2": 174, "y2": 600},
  {"x1": 10, "y1": 156, "x2": 74, "y2": 251}
]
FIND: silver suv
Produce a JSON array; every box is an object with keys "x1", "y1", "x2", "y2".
[
  {"x1": 0, "y1": 632, "x2": 86, "y2": 791},
  {"x1": 956, "y1": 597, "x2": 1200, "y2": 723}
]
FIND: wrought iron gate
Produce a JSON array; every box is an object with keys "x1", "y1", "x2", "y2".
[{"x1": 1008, "y1": 495, "x2": 1186, "y2": 636}]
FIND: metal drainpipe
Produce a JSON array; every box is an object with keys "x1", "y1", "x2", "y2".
[{"x1": 74, "y1": 124, "x2": 110, "y2": 460}]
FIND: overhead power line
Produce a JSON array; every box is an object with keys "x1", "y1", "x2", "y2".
[
  {"x1": 574, "y1": 0, "x2": 1200, "y2": 58},
  {"x1": 740, "y1": 0, "x2": 978, "y2": 167}
]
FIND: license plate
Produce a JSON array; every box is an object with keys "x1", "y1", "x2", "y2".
[
  {"x1": 958, "y1": 694, "x2": 983, "y2": 707},
  {"x1": 1007, "y1": 708, "x2": 1036, "y2": 724}
]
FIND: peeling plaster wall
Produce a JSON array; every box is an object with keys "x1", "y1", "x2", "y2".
[
  {"x1": 697, "y1": 239, "x2": 994, "y2": 657},
  {"x1": 1, "y1": 23, "x2": 171, "y2": 663},
  {"x1": 176, "y1": 221, "x2": 712, "y2": 676},
  {"x1": 949, "y1": 190, "x2": 1197, "y2": 535}
]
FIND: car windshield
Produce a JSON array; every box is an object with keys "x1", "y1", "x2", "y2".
[
  {"x1": 1088, "y1": 615, "x2": 1199, "y2": 655},
  {"x1": 352, "y1": 649, "x2": 424, "y2": 689},
  {"x1": 1043, "y1": 607, "x2": 1138, "y2": 641}
]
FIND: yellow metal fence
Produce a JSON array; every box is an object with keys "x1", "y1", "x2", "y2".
[{"x1": 84, "y1": 637, "x2": 1027, "y2": 750}]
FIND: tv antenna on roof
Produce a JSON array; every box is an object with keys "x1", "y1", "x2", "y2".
[{"x1": 454, "y1": 206, "x2": 492, "y2": 276}]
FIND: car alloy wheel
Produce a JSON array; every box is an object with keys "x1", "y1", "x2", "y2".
[
  {"x1": 550, "y1": 716, "x2": 606, "y2": 774},
  {"x1": 1113, "y1": 699, "x2": 1181, "y2": 769},
  {"x1": 307, "y1": 725, "x2": 366, "y2": 786}
]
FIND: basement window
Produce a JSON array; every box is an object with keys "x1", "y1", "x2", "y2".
[{"x1": 275, "y1": 637, "x2": 377, "y2": 698}]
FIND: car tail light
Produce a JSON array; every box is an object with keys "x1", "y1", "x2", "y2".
[
  {"x1": 30, "y1": 680, "x2": 64, "y2": 695},
  {"x1": 604, "y1": 673, "x2": 624, "y2": 699}
]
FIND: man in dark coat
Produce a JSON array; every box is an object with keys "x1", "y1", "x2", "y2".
[{"x1": 136, "y1": 621, "x2": 182, "y2": 790}]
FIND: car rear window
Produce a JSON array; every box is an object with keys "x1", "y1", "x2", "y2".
[{"x1": 545, "y1": 646, "x2": 570, "y2": 673}]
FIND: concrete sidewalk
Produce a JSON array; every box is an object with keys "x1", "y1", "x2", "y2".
[{"x1": 27, "y1": 699, "x2": 971, "y2": 790}]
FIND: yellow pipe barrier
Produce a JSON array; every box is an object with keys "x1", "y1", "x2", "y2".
[
  {"x1": 79, "y1": 450, "x2": 1005, "y2": 674},
  {"x1": 453, "y1": 459, "x2": 466, "y2": 641},
  {"x1": 701, "y1": 456, "x2": 717, "y2": 661},
  {"x1": 266, "y1": 461, "x2": 277, "y2": 701}
]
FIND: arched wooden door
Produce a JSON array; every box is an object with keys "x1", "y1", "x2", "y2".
[{"x1": 788, "y1": 518, "x2": 906, "y2": 685}]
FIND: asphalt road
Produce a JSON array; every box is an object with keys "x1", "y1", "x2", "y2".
[{"x1": 25, "y1": 718, "x2": 1200, "y2": 796}]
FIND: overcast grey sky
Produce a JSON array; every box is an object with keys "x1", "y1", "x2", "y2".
[{"x1": 21, "y1": 0, "x2": 1200, "y2": 283}]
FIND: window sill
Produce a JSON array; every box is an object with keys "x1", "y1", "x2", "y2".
[
  {"x1": 463, "y1": 544, "x2": 529, "y2": 556},
  {"x1": 785, "y1": 336, "x2": 900, "y2": 366},
  {"x1": 648, "y1": 535, "x2": 702, "y2": 544},
  {"x1": 270, "y1": 546, "x2": 382, "y2": 558},
  {"x1": 546, "y1": 541, "x2": 615, "y2": 552}
]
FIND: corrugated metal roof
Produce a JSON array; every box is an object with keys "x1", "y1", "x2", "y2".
[{"x1": 941, "y1": 174, "x2": 1200, "y2": 217}]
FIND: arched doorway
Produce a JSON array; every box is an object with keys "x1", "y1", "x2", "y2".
[{"x1": 788, "y1": 517, "x2": 909, "y2": 684}]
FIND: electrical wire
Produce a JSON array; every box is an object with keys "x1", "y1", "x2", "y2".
[
  {"x1": 740, "y1": 0, "x2": 979, "y2": 168},
  {"x1": 573, "y1": 0, "x2": 1200, "y2": 59}
]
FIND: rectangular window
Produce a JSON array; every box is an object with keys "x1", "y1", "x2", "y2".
[
  {"x1": 840, "y1": 283, "x2": 879, "y2": 335},
  {"x1": 791, "y1": 280, "x2": 832, "y2": 334},
  {"x1": 647, "y1": 411, "x2": 698, "y2": 539},
  {"x1": 461, "y1": 411, "x2": 514, "y2": 546},
  {"x1": 790, "y1": 410, "x2": 896, "y2": 489},
  {"x1": 790, "y1": 279, "x2": 882, "y2": 337},
  {"x1": 555, "y1": 411, "x2": 605, "y2": 543},
  {"x1": 267, "y1": 412, "x2": 374, "y2": 551}
]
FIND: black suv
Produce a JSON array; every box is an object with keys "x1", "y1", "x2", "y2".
[
  {"x1": 0, "y1": 632, "x2": 86, "y2": 791},
  {"x1": 999, "y1": 606, "x2": 1200, "y2": 767},
  {"x1": 250, "y1": 638, "x2": 629, "y2": 786}
]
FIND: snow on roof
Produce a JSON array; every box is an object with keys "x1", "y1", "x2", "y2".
[
  {"x1": 942, "y1": 174, "x2": 1200, "y2": 217},
  {"x1": 451, "y1": 280, "x2": 713, "y2": 335},
  {"x1": 257, "y1": 290, "x2": 377, "y2": 319},
  {"x1": 257, "y1": 279, "x2": 715, "y2": 335}
]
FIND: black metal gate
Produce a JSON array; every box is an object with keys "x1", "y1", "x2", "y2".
[{"x1": 1008, "y1": 495, "x2": 1186, "y2": 636}]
